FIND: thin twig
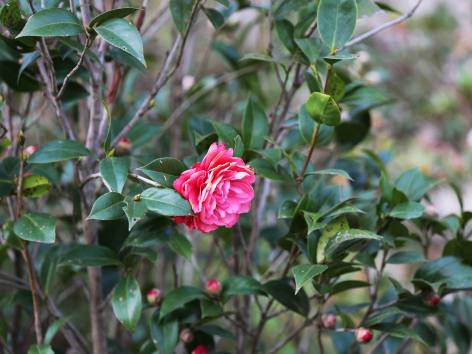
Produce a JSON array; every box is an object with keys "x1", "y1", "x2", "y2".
[{"x1": 339, "y1": 0, "x2": 424, "y2": 52}]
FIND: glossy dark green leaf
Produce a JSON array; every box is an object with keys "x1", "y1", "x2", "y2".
[
  {"x1": 112, "y1": 275, "x2": 142, "y2": 331},
  {"x1": 363, "y1": 306, "x2": 405, "y2": 327},
  {"x1": 0, "y1": 61, "x2": 41, "y2": 92},
  {"x1": 275, "y1": 19, "x2": 296, "y2": 53},
  {"x1": 87, "y1": 192, "x2": 125, "y2": 220},
  {"x1": 14, "y1": 213, "x2": 56, "y2": 243},
  {"x1": 150, "y1": 310, "x2": 178, "y2": 354},
  {"x1": 169, "y1": 0, "x2": 193, "y2": 34},
  {"x1": 242, "y1": 97, "x2": 268, "y2": 150},
  {"x1": 21, "y1": 174, "x2": 51, "y2": 198},
  {"x1": 17, "y1": 52, "x2": 39, "y2": 84},
  {"x1": 370, "y1": 323, "x2": 426, "y2": 344},
  {"x1": 17, "y1": 8, "x2": 84, "y2": 37},
  {"x1": 394, "y1": 168, "x2": 438, "y2": 202},
  {"x1": 279, "y1": 200, "x2": 298, "y2": 218},
  {"x1": 89, "y1": 7, "x2": 139, "y2": 27},
  {"x1": 137, "y1": 158, "x2": 186, "y2": 188},
  {"x1": 374, "y1": 1, "x2": 401, "y2": 14},
  {"x1": 292, "y1": 264, "x2": 328, "y2": 294},
  {"x1": 200, "y1": 299, "x2": 223, "y2": 318},
  {"x1": 295, "y1": 37, "x2": 323, "y2": 63},
  {"x1": 264, "y1": 279, "x2": 309, "y2": 316},
  {"x1": 99, "y1": 157, "x2": 130, "y2": 193},
  {"x1": 325, "y1": 229, "x2": 383, "y2": 258},
  {"x1": 390, "y1": 202, "x2": 424, "y2": 219},
  {"x1": 40, "y1": 246, "x2": 59, "y2": 294},
  {"x1": 387, "y1": 251, "x2": 426, "y2": 264},
  {"x1": 59, "y1": 244, "x2": 121, "y2": 267},
  {"x1": 141, "y1": 188, "x2": 192, "y2": 216},
  {"x1": 44, "y1": 317, "x2": 69, "y2": 344},
  {"x1": 28, "y1": 139, "x2": 91, "y2": 164},
  {"x1": 160, "y1": 286, "x2": 205, "y2": 318},
  {"x1": 306, "y1": 92, "x2": 341, "y2": 126},
  {"x1": 330, "y1": 280, "x2": 370, "y2": 296},
  {"x1": 222, "y1": 276, "x2": 264, "y2": 297},
  {"x1": 168, "y1": 233, "x2": 192, "y2": 261},
  {"x1": 95, "y1": 18, "x2": 146, "y2": 67},
  {"x1": 250, "y1": 158, "x2": 291, "y2": 182},
  {"x1": 317, "y1": 0, "x2": 357, "y2": 51},
  {"x1": 202, "y1": 7, "x2": 224, "y2": 29},
  {"x1": 303, "y1": 211, "x2": 325, "y2": 234}
]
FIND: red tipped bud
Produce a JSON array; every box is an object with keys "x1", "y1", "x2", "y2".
[
  {"x1": 24, "y1": 145, "x2": 38, "y2": 158},
  {"x1": 206, "y1": 279, "x2": 221, "y2": 295},
  {"x1": 147, "y1": 288, "x2": 161, "y2": 305},
  {"x1": 116, "y1": 138, "x2": 131, "y2": 156},
  {"x1": 24, "y1": 171, "x2": 32, "y2": 177},
  {"x1": 192, "y1": 345, "x2": 209, "y2": 354},
  {"x1": 355, "y1": 328, "x2": 373, "y2": 343},
  {"x1": 321, "y1": 313, "x2": 337, "y2": 329},
  {"x1": 180, "y1": 328, "x2": 194, "y2": 343},
  {"x1": 424, "y1": 292, "x2": 441, "y2": 306}
]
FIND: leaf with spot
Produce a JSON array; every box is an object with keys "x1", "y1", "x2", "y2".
[
  {"x1": 123, "y1": 196, "x2": 146, "y2": 230},
  {"x1": 94, "y1": 18, "x2": 146, "y2": 67},
  {"x1": 14, "y1": 213, "x2": 56, "y2": 243},
  {"x1": 21, "y1": 174, "x2": 51, "y2": 198},
  {"x1": 292, "y1": 264, "x2": 328, "y2": 294},
  {"x1": 316, "y1": 216, "x2": 349, "y2": 263},
  {"x1": 324, "y1": 229, "x2": 383, "y2": 260},
  {"x1": 112, "y1": 275, "x2": 142, "y2": 331},
  {"x1": 306, "y1": 92, "x2": 341, "y2": 126}
]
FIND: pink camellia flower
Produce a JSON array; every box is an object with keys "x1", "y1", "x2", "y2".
[
  {"x1": 173, "y1": 143, "x2": 255, "y2": 233},
  {"x1": 206, "y1": 279, "x2": 221, "y2": 295},
  {"x1": 192, "y1": 345, "x2": 210, "y2": 354}
]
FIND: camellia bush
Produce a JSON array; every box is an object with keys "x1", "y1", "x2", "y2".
[{"x1": 1, "y1": 0, "x2": 472, "y2": 353}]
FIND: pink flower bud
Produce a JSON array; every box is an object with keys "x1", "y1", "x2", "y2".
[
  {"x1": 192, "y1": 345, "x2": 209, "y2": 354},
  {"x1": 321, "y1": 313, "x2": 337, "y2": 329},
  {"x1": 424, "y1": 292, "x2": 441, "y2": 306},
  {"x1": 180, "y1": 328, "x2": 194, "y2": 343},
  {"x1": 24, "y1": 171, "x2": 32, "y2": 177},
  {"x1": 206, "y1": 279, "x2": 221, "y2": 295},
  {"x1": 147, "y1": 288, "x2": 161, "y2": 305},
  {"x1": 355, "y1": 328, "x2": 373, "y2": 343},
  {"x1": 115, "y1": 138, "x2": 131, "y2": 156},
  {"x1": 25, "y1": 145, "x2": 38, "y2": 157}
]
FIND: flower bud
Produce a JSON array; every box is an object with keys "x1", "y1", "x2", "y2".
[
  {"x1": 355, "y1": 328, "x2": 373, "y2": 343},
  {"x1": 424, "y1": 292, "x2": 441, "y2": 306},
  {"x1": 180, "y1": 328, "x2": 194, "y2": 343},
  {"x1": 24, "y1": 145, "x2": 38, "y2": 158},
  {"x1": 147, "y1": 288, "x2": 161, "y2": 305},
  {"x1": 182, "y1": 75, "x2": 195, "y2": 92},
  {"x1": 206, "y1": 279, "x2": 221, "y2": 295},
  {"x1": 321, "y1": 313, "x2": 337, "y2": 329},
  {"x1": 192, "y1": 345, "x2": 209, "y2": 354},
  {"x1": 115, "y1": 138, "x2": 131, "y2": 156}
]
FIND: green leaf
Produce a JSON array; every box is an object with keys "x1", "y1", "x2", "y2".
[
  {"x1": 363, "y1": 307, "x2": 405, "y2": 327},
  {"x1": 150, "y1": 310, "x2": 178, "y2": 354},
  {"x1": 101, "y1": 96, "x2": 112, "y2": 156},
  {"x1": 325, "y1": 72, "x2": 346, "y2": 101},
  {"x1": 322, "y1": 205, "x2": 365, "y2": 219},
  {"x1": 44, "y1": 317, "x2": 69, "y2": 344},
  {"x1": 28, "y1": 139, "x2": 91, "y2": 164},
  {"x1": 160, "y1": 286, "x2": 205, "y2": 318},
  {"x1": 141, "y1": 188, "x2": 191, "y2": 216},
  {"x1": 40, "y1": 246, "x2": 59, "y2": 294},
  {"x1": 123, "y1": 196, "x2": 146, "y2": 230},
  {"x1": 0, "y1": 0, "x2": 23, "y2": 34},
  {"x1": 200, "y1": 299, "x2": 223, "y2": 318},
  {"x1": 356, "y1": 0, "x2": 381, "y2": 17},
  {"x1": 89, "y1": 7, "x2": 139, "y2": 27},
  {"x1": 99, "y1": 157, "x2": 130, "y2": 193},
  {"x1": 390, "y1": 202, "x2": 425, "y2": 219},
  {"x1": 112, "y1": 275, "x2": 142, "y2": 331},
  {"x1": 21, "y1": 174, "x2": 51, "y2": 198},
  {"x1": 202, "y1": 7, "x2": 224, "y2": 29},
  {"x1": 239, "y1": 53, "x2": 288, "y2": 68},
  {"x1": 275, "y1": 19, "x2": 296, "y2": 53},
  {"x1": 324, "y1": 229, "x2": 383, "y2": 258},
  {"x1": 330, "y1": 280, "x2": 370, "y2": 296},
  {"x1": 303, "y1": 211, "x2": 325, "y2": 234},
  {"x1": 137, "y1": 158, "x2": 186, "y2": 188},
  {"x1": 87, "y1": 192, "x2": 125, "y2": 220},
  {"x1": 370, "y1": 323, "x2": 426, "y2": 344},
  {"x1": 59, "y1": 244, "x2": 121, "y2": 267},
  {"x1": 317, "y1": 0, "x2": 357, "y2": 51},
  {"x1": 168, "y1": 233, "x2": 192, "y2": 261},
  {"x1": 17, "y1": 8, "x2": 84, "y2": 37},
  {"x1": 95, "y1": 18, "x2": 146, "y2": 67},
  {"x1": 169, "y1": 0, "x2": 193, "y2": 34},
  {"x1": 306, "y1": 92, "x2": 341, "y2": 126},
  {"x1": 17, "y1": 52, "x2": 40, "y2": 84},
  {"x1": 211, "y1": 121, "x2": 239, "y2": 147},
  {"x1": 305, "y1": 169, "x2": 353, "y2": 181},
  {"x1": 323, "y1": 53, "x2": 359, "y2": 65},
  {"x1": 374, "y1": 1, "x2": 401, "y2": 14},
  {"x1": 394, "y1": 168, "x2": 438, "y2": 201},
  {"x1": 14, "y1": 213, "x2": 56, "y2": 243},
  {"x1": 295, "y1": 37, "x2": 323, "y2": 63},
  {"x1": 317, "y1": 216, "x2": 349, "y2": 263},
  {"x1": 250, "y1": 158, "x2": 291, "y2": 182},
  {"x1": 292, "y1": 264, "x2": 328, "y2": 294},
  {"x1": 387, "y1": 251, "x2": 426, "y2": 264},
  {"x1": 242, "y1": 96, "x2": 268, "y2": 150},
  {"x1": 27, "y1": 344, "x2": 54, "y2": 354},
  {"x1": 222, "y1": 276, "x2": 264, "y2": 297},
  {"x1": 279, "y1": 200, "x2": 298, "y2": 218},
  {"x1": 264, "y1": 279, "x2": 309, "y2": 316}
]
